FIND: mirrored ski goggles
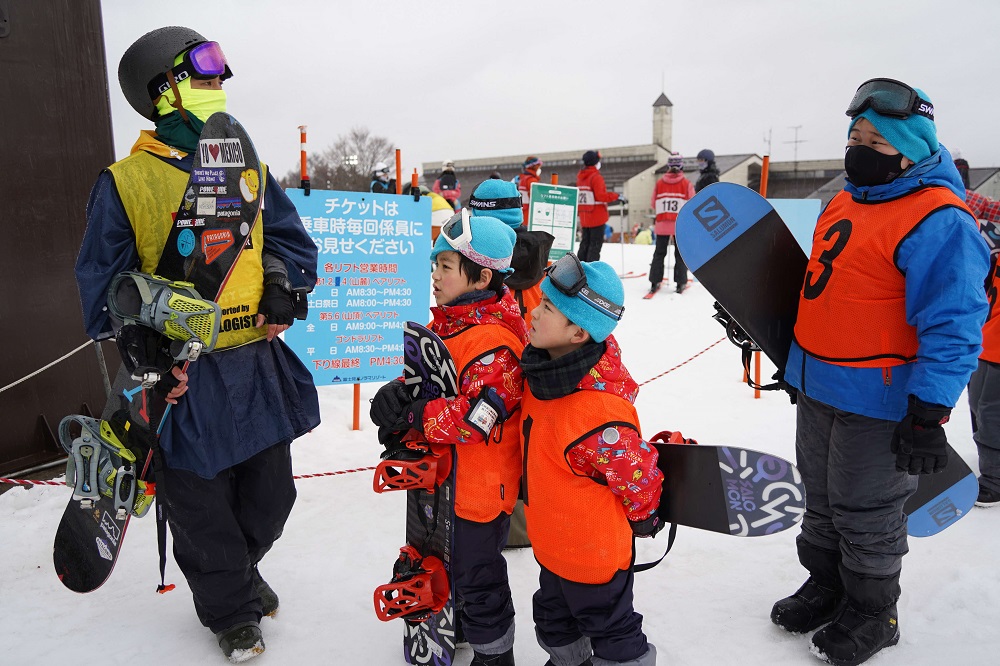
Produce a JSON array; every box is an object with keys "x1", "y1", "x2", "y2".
[
  {"x1": 544, "y1": 253, "x2": 624, "y2": 320},
  {"x1": 148, "y1": 41, "x2": 232, "y2": 98},
  {"x1": 845, "y1": 78, "x2": 934, "y2": 121},
  {"x1": 441, "y1": 208, "x2": 474, "y2": 251}
]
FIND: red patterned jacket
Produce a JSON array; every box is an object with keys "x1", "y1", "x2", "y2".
[{"x1": 424, "y1": 288, "x2": 528, "y2": 522}]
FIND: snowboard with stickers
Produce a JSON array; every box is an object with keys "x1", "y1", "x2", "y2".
[{"x1": 53, "y1": 112, "x2": 265, "y2": 592}]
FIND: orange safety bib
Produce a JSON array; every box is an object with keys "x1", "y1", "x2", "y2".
[
  {"x1": 795, "y1": 187, "x2": 972, "y2": 367},
  {"x1": 441, "y1": 324, "x2": 524, "y2": 522},
  {"x1": 522, "y1": 386, "x2": 638, "y2": 583}
]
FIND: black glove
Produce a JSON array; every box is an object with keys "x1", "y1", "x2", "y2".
[
  {"x1": 890, "y1": 395, "x2": 950, "y2": 475},
  {"x1": 629, "y1": 509, "x2": 665, "y2": 538},
  {"x1": 399, "y1": 399, "x2": 428, "y2": 436},
  {"x1": 616, "y1": 196, "x2": 629, "y2": 206},
  {"x1": 370, "y1": 380, "x2": 411, "y2": 428},
  {"x1": 257, "y1": 273, "x2": 294, "y2": 325}
]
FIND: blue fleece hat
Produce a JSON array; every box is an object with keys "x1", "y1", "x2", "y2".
[
  {"x1": 430, "y1": 213, "x2": 516, "y2": 274},
  {"x1": 541, "y1": 260, "x2": 624, "y2": 342},
  {"x1": 468, "y1": 179, "x2": 523, "y2": 229},
  {"x1": 849, "y1": 87, "x2": 938, "y2": 164}
]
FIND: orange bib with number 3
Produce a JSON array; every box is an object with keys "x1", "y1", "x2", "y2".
[{"x1": 794, "y1": 187, "x2": 972, "y2": 367}]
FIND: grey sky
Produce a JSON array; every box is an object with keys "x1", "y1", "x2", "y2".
[{"x1": 101, "y1": 0, "x2": 1000, "y2": 180}]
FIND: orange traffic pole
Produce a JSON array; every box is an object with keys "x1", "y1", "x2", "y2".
[
  {"x1": 353, "y1": 383, "x2": 361, "y2": 431},
  {"x1": 395, "y1": 149, "x2": 403, "y2": 195},
  {"x1": 551, "y1": 173, "x2": 558, "y2": 185},
  {"x1": 297, "y1": 125, "x2": 310, "y2": 196}
]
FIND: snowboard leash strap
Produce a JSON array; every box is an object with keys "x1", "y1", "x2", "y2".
[
  {"x1": 374, "y1": 545, "x2": 450, "y2": 623},
  {"x1": 633, "y1": 522, "x2": 678, "y2": 573}
]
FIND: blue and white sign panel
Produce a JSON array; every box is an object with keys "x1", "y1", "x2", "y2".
[{"x1": 284, "y1": 189, "x2": 432, "y2": 385}]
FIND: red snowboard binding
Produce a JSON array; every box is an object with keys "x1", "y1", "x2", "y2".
[
  {"x1": 373, "y1": 436, "x2": 453, "y2": 494},
  {"x1": 374, "y1": 545, "x2": 450, "y2": 623},
  {"x1": 648, "y1": 430, "x2": 699, "y2": 445}
]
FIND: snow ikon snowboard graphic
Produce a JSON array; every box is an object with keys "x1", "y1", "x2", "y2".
[
  {"x1": 675, "y1": 182, "x2": 978, "y2": 537},
  {"x1": 650, "y1": 433, "x2": 805, "y2": 536},
  {"x1": 53, "y1": 113, "x2": 264, "y2": 592},
  {"x1": 373, "y1": 321, "x2": 459, "y2": 665}
]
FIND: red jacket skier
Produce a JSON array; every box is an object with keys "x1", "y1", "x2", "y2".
[{"x1": 575, "y1": 150, "x2": 624, "y2": 262}]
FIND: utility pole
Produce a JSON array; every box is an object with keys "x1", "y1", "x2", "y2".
[{"x1": 784, "y1": 125, "x2": 806, "y2": 193}]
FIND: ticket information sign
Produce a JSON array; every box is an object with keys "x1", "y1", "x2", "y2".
[
  {"x1": 284, "y1": 189, "x2": 432, "y2": 385},
  {"x1": 528, "y1": 182, "x2": 579, "y2": 261}
]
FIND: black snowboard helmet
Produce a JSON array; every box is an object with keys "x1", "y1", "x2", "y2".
[{"x1": 118, "y1": 26, "x2": 233, "y2": 120}]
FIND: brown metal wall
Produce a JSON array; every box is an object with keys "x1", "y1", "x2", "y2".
[{"x1": 0, "y1": 0, "x2": 119, "y2": 474}]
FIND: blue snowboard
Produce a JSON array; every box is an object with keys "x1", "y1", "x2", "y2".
[{"x1": 675, "y1": 182, "x2": 978, "y2": 537}]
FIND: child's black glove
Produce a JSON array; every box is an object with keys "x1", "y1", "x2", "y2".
[
  {"x1": 629, "y1": 509, "x2": 664, "y2": 538},
  {"x1": 890, "y1": 395, "x2": 950, "y2": 475},
  {"x1": 370, "y1": 379, "x2": 410, "y2": 427}
]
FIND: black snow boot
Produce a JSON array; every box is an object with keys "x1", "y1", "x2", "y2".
[
  {"x1": 771, "y1": 577, "x2": 845, "y2": 634},
  {"x1": 810, "y1": 569, "x2": 901, "y2": 666},
  {"x1": 471, "y1": 647, "x2": 515, "y2": 666},
  {"x1": 771, "y1": 540, "x2": 844, "y2": 633},
  {"x1": 252, "y1": 566, "x2": 279, "y2": 617},
  {"x1": 216, "y1": 621, "x2": 265, "y2": 663}
]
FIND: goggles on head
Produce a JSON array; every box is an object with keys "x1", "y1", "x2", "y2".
[
  {"x1": 544, "y1": 253, "x2": 624, "y2": 321},
  {"x1": 468, "y1": 194, "x2": 522, "y2": 212},
  {"x1": 148, "y1": 41, "x2": 232, "y2": 100},
  {"x1": 846, "y1": 78, "x2": 934, "y2": 121},
  {"x1": 439, "y1": 209, "x2": 513, "y2": 272}
]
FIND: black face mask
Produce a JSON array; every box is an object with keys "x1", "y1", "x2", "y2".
[{"x1": 844, "y1": 144, "x2": 905, "y2": 187}]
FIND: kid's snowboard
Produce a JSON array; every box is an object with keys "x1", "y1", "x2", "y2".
[
  {"x1": 53, "y1": 112, "x2": 264, "y2": 592},
  {"x1": 674, "y1": 182, "x2": 978, "y2": 537},
  {"x1": 649, "y1": 432, "x2": 805, "y2": 537},
  {"x1": 373, "y1": 321, "x2": 459, "y2": 665}
]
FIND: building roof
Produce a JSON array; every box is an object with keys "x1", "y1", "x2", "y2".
[{"x1": 653, "y1": 92, "x2": 673, "y2": 107}]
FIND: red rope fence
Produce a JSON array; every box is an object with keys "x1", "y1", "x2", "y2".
[{"x1": 2, "y1": 338, "x2": 727, "y2": 488}]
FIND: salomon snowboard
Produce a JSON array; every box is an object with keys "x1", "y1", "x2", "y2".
[
  {"x1": 373, "y1": 321, "x2": 459, "y2": 665},
  {"x1": 650, "y1": 433, "x2": 805, "y2": 536},
  {"x1": 675, "y1": 182, "x2": 978, "y2": 537},
  {"x1": 54, "y1": 112, "x2": 264, "y2": 592}
]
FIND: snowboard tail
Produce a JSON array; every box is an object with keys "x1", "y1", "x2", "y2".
[{"x1": 652, "y1": 437, "x2": 805, "y2": 537}]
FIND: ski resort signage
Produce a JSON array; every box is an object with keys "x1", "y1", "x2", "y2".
[
  {"x1": 284, "y1": 189, "x2": 432, "y2": 385},
  {"x1": 528, "y1": 182, "x2": 579, "y2": 261}
]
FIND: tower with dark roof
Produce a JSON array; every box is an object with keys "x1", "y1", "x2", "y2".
[{"x1": 653, "y1": 92, "x2": 673, "y2": 151}]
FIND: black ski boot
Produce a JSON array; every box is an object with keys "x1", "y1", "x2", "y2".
[
  {"x1": 771, "y1": 540, "x2": 844, "y2": 633},
  {"x1": 216, "y1": 621, "x2": 265, "y2": 663},
  {"x1": 771, "y1": 577, "x2": 845, "y2": 633},
  {"x1": 810, "y1": 569, "x2": 900, "y2": 666},
  {"x1": 252, "y1": 566, "x2": 279, "y2": 617},
  {"x1": 471, "y1": 647, "x2": 515, "y2": 666}
]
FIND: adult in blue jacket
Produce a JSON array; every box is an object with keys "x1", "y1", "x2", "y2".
[
  {"x1": 771, "y1": 79, "x2": 989, "y2": 666},
  {"x1": 75, "y1": 27, "x2": 320, "y2": 663}
]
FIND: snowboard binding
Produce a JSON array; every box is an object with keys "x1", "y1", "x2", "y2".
[
  {"x1": 712, "y1": 301, "x2": 760, "y2": 352},
  {"x1": 108, "y1": 271, "x2": 222, "y2": 364},
  {"x1": 374, "y1": 545, "x2": 450, "y2": 623},
  {"x1": 58, "y1": 415, "x2": 154, "y2": 519},
  {"x1": 373, "y1": 436, "x2": 453, "y2": 494}
]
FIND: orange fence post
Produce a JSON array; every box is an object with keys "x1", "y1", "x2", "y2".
[
  {"x1": 297, "y1": 125, "x2": 310, "y2": 195},
  {"x1": 551, "y1": 173, "x2": 558, "y2": 185},
  {"x1": 395, "y1": 149, "x2": 403, "y2": 195}
]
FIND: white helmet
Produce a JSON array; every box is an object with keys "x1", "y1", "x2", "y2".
[
  {"x1": 442, "y1": 160, "x2": 455, "y2": 170},
  {"x1": 373, "y1": 162, "x2": 389, "y2": 174}
]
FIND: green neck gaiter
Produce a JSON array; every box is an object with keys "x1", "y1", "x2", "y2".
[{"x1": 154, "y1": 111, "x2": 205, "y2": 154}]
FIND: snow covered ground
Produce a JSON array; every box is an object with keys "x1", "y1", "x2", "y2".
[{"x1": 2, "y1": 243, "x2": 998, "y2": 665}]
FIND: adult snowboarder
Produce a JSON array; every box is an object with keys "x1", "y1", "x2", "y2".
[
  {"x1": 769, "y1": 78, "x2": 988, "y2": 666},
  {"x1": 75, "y1": 26, "x2": 320, "y2": 663},
  {"x1": 694, "y1": 149, "x2": 720, "y2": 193},
  {"x1": 371, "y1": 161, "x2": 396, "y2": 194}
]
